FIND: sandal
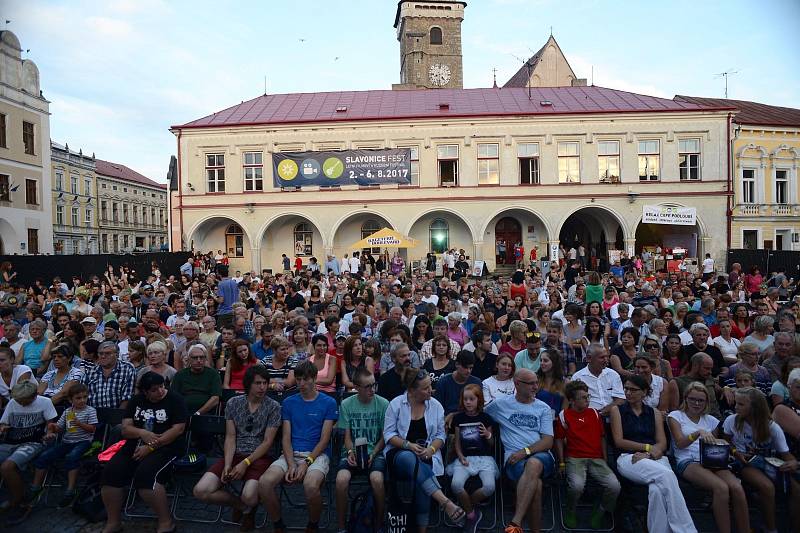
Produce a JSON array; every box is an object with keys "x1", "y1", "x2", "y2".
[{"x1": 445, "y1": 500, "x2": 466, "y2": 523}]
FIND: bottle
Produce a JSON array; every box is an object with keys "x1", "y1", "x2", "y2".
[{"x1": 66, "y1": 410, "x2": 77, "y2": 433}]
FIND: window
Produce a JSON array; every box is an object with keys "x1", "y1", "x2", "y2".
[
  {"x1": 294, "y1": 223, "x2": 313, "y2": 256},
  {"x1": 85, "y1": 208, "x2": 92, "y2": 225},
  {"x1": 429, "y1": 219, "x2": 449, "y2": 254},
  {"x1": 225, "y1": 223, "x2": 244, "y2": 257},
  {"x1": 27, "y1": 228, "x2": 39, "y2": 254},
  {"x1": 206, "y1": 153, "x2": 225, "y2": 192},
  {"x1": 0, "y1": 113, "x2": 6, "y2": 148},
  {"x1": 159, "y1": 209, "x2": 164, "y2": 226},
  {"x1": 742, "y1": 169, "x2": 756, "y2": 204},
  {"x1": 430, "y1": 27, "x2": 443, "y2": 45},
  {"x1": 71, "y1": 175, "x2": 78, "y2": 194},
  {"x1": 123, "y1": 204, "x2": 129, "y2": 223},
  {"x1": 25, "y1": 179, "x2": 37, "y2": 204},
  {"x1": 142, "y1": 208, "x2": 148, "y2": 225},
  {"x1": 101, "y1": 183, "x2": 106, "y2": 189},
  {"x1": 101, "y1": 234, "x2": 108, "y2": 253},
  {"x1": 72, "y1": 239, "x2": 80, "y2": 254},
  {"x1": 84, "y1": 178, "x2": 92, "y2": 195},
  {"x1": 638, "y1": 140, "x2": 660, "y2": 181},
  {"x1": 0, "y1": 174, "x2": 9, "y2": 201},
  {"x1": 743, "y1": 230, "x2": 759, "y2": 250},
  {"x1": 22, "y1": 121, "x2": 35, "y2": 155},
  {"x1": 112, "y1": 185, "x2": 117, "y2": 191},
  {"x1": 71, "y1": 206, "x2": 79, "y2": 227},
  {"x1": 679, "y1": 139, "x2": 701, "y2": 181},
  {"x1": 243, "y1": 151, "x2": 263, "y2": 191},
  {"x1": 776, "y1": 170, "x2": 788, "y2": 204},
  {"x1": 361, "y1": 219, "x2": 382, "y2": 255},
  {"x1": 477, "y1": 143, "x2": 500, "y2": 185},
  {"x1": 558, "y1": 142, "x2": 580, "y2": 183},
  {"x1": 136, "y1": 237, "x2": 145, "y2": 248},
  {"x1": 437, "y1": 145, "x2": 459, "y2": 186},
  {"x1": 55, "y1": 170, "x2": 63, "y2": 191},
  {"x1": 598, "y1": 141, "x2": 620, "y2": 183},
  {"x1": 56, "y1": 204, "x2": 64, "y2": 225},
  {"x1": 399, "y1": 146, "x2": 420, "y2": 185},
  {"x1": 112, "y1": 234, "x2": 118, "y2": 252},
  {"x1": 123, "y1": 187, "x2": 127, "y2": 193},
  {"x1": 100, "y1": 201, "x2": 107, "y2": 221},
  {"x1": 123, "y1": 235, "x2": 129, "y2": 249},
  {"x1": 518, "y1": 143, "x2": 540, "y2": 185},
  {"x1": 112, "y1": 202, "x2": 118, "y2": 222},
  {"x1": 151, "y1": 208, "x2": 156, "y2": 226}
]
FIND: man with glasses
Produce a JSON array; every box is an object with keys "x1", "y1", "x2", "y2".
[
  {"x1": 572, "y1": 344, "x2": 625, "y2": 418},
  {"x1": 259, "y1": 360, "x2": 338, "y2": 533},
  {"x1": 171, "y1": 343, "x2": 221, "y2": 417},
  {"x1": 486, "y1": 368, "x2": 555, "y2": 533},
  {"x1": 82, "y1": 341, "x2": 136, "y2": 409},
  {"x1": 378, "y1": 342, "x2": 414, "y2": 401},
  {"x1": 334, "y1": 367, "x2": 389, "y2": 533},
  {"x1": 193, "y1": 365, "x2": 279, "y2": 531}
]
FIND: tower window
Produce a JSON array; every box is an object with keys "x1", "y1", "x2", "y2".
[{"x1": 430, "y1": 27, "x2": 442, "y2": 45}]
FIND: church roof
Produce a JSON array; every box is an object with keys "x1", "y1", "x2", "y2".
[
  {"x1": 675, "y1": 95, "x2": 800, "y2": 128},
  {"x1": 503, "y1": 35, "x2": 577, "y2": 88},
  {"x1": 173, "y1": 86, "x2": 732, "y2": 130}
]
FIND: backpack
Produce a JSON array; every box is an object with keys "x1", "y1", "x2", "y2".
[
  {"x1": 72, "y1": 470, "x2": 106, "y2": 523},
  {"x1": 347, "y1": 488, "x2": 375, "y2": 533}
]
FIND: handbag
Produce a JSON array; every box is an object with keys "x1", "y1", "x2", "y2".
[
  {"x1": 386, "y1": 451, "x2": 420, "y2": 533},
  {"x1": 699, "y1": 439, "x2": 730, "y2": 470}
]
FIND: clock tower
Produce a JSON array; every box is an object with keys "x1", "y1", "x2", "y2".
[{"x1": 392, "y1": 1, "x2": 465, "y2": 90}]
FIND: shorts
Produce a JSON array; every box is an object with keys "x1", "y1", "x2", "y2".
[
  {"x1": 270, "y1": 452, "x2": 330, "y2": 477},
  {"x1": 337, "y1": 454, "x2": 386, "y2": 475},
  {"x1": 505, "y1": 451, "x2": 555, "y2": 482},
  {"x1": 0, "y1": 442, "x2": 45, "y2": 468},
  {"x1": 675, "y1": 459, "x2": 695, "y2": 477},
  {"x1": 101, "y1": 443, "x2": 177, "y2": 490},
  {"x1": 209, "y1": 453, "x2": 273, "y2": 481}
]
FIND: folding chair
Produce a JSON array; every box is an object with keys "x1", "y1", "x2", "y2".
[
  {"x1": 442, "y1": 435, "x2": 501, "y2": 531},
  {"x1": 172, "y1": 414, "x2": 227, "y2": 523},
  {"x1": 557, "y1": 476, "x2": 616, "y2": 532},
  {"x1": 498, "y1": 442, "x2": 556, "y2": 532}
]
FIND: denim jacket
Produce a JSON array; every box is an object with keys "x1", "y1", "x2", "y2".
[{"x1": 383, "y1": 393, "x2": 446, "y2": 475}]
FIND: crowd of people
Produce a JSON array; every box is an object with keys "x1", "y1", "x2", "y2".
[{"x1": 0, "y1": 253, "x2": 799, "y2": 533}]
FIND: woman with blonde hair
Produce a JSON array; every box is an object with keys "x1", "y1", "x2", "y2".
[{"x1": 136, "y1": 340, "x2": 176, "y2": 389}]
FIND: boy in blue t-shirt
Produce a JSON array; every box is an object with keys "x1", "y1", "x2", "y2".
[{"x1": 259, "y1": 361, "x2": 338, "y2": 533}]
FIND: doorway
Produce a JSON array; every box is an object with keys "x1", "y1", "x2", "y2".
[{"x1": 495, "y1": 217, "x2": 521, "y2": 265}]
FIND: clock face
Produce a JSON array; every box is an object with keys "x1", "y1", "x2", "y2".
[{"x1": 429, "y1": 63, "x2": 451, "y2": 86}]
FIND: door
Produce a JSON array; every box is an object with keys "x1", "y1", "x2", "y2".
[{"x1": 495, "y1": 217, "x2": 521, "y2": 265}]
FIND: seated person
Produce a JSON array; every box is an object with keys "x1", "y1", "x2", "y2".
[
  {"x1": 193, "y1": 366, "x2": 280, "y2": 531},
  {"x1": 223, "y1": 339, "x2": 259, "y2": 392},
  {"x1": 83, "y1": 341, "x2": 136, "y2": 410},
  {"x1": 170, "y1": 343, "x2": 221, "y2": 417},
  {"x1": 434, "y1": 350, "x2": 481, "y2": 428},
  {"x1": 37, "y1": 344, "x2": 83, "y2": 406}
]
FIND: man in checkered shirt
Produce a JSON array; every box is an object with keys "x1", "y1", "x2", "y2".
[{"x1": 82, "y1": 341, "x2": 136, "y2": 409}]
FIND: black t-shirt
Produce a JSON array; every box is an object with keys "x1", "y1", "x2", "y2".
[
  {"x1": 377, "y1": 367, "x2": 405, "y2": 401},
  {"x1": 124, "y1": 390, "x2": 188, "y2": 453},
  {"x1": 471, "y1": 351, "x2": 497, "y2": 381},
  {"x1": 423, "y1": 358, "x2": 456, "y2": 389},
  {"x1": 684, "y1": 343, "x2": 727, "y2": 377},
  {"x1": 453, "y1": 411, "x2": 495, "y2": 457}
]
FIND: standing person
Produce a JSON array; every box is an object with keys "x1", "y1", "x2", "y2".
[
  {"x1": 485, "y1": 369, "x2": 554, "y2": 533},
  {"x1": 29, "y1": 384, "x2": 97, "y2": 509},
  {"x1": 99, "y1": 372, "x2": 187, "y2": 533},
  {"x1": 667, "y1": 382, "x2": 749, "y2": 533},
  {"x1": 258, "y1": 361, "x2": 338, "y2": 533},
  {"x1": 215, "y1": 264, "x2": 239, "y2": 329},
  {"x1": 0, "y1": 381, "x2": 57, "y2": 524},
  {"x1": 702, "y1": 253, "x2": 715, "y2": 281},
  {"x1": 447, "y1": 384, "x2": 498, "y2": 533},
  {"x1": 609, "y1": 374, "x2": 696, "y2": 533},
  {"x1": 193, "y1": 366, "x2": 281, "y2": 531},
  {"x1": 334, "y1": 367, "x2": 390, "y2": 533},
  {"x1": 555, "y1": 380, "x2": 620, "y2": 529}
]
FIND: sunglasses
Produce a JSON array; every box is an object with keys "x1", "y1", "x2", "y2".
[{"x1": 644, "y1": 344, "x2": 659, "y2": 350}]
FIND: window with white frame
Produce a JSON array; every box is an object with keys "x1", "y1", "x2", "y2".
[
  {"x1": 101, "y1": 234, "x2": 108, "y2": 253},
  {"x1": 55, "y1": 170, "x2": 63, "y2": 191},
  {"x1": 679, "y1": 139, "x2": 701, "y2": 181},
  {"x1": 294, "y1": 223, "x2": 313, "y2": 256},
  {"x1": 742, "y1": 169, "x2": 756, "y2": 204},
  {"x1": 776, "y1": 170, "x2": 788, "y2": 204},
  {"x1": 133, "y1": 206, "x2": 139, "y2": 224},
  {"x1": 398, "y1": 146, "x2": 419, "y2": 185},
  {"x1": 597, "y1": 140, "x2": 620, "y2": 183},
  {"x1": 100, "y1": 201, "x2": 107, "y2": 221},
  {"x1": 742, "y1": 230, "x2": 759, "y2": 250},
  {"x1": 71, "y1": 206, "x2": 79, "y2": 227},
  {"x1": 123, "y1": 204, "x2": 129, "y2": 223},
  {"x1": 84, "y1": 178, "x2": 92, "y2": 195},
  {"x1": 243, "y1": 151, "x2": 263, "y2": 191},
  {"x1": 0, "y1": 174, "x2": 8, "y2": 202},
  {"x1": 518, "y1": 143, "x2": 540, "y2": 185},
  {"x1": 638, "y1": 140, "x2": 660, "y2": 181},
  {"x1": 71, "y1": 175, "x2": 78, "y2": 193},
  {"x1": 558, "y1": 141, "x2": 580, "y2": 183},
  {"x1": 112, "y1": 202, "x2": 118, "y2": 222},
  {"x1": 85, "y1": 208, "x2": 92, "y2": 225},
  {"x1": 437, "y1": 144, "x2": 459, "y2": 186},
  {"x1": 206, "y1": 153, "x2": 225, "y2": 193},
  {"x1": 225, "y1": 224, "x2": 244, "y2": 257},
  {"x1": 477, "y1": 143, "x2": 500, "y2": 185},
  {"x1": 56, "y1": 204, "x2": 64, "y2": 225}
]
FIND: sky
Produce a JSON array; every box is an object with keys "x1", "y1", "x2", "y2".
[{"x1": 5, "y1": 0, "x2": 800, "y2": 183}]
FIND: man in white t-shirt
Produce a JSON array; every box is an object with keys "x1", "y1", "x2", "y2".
[
  {"x1": 349, "y1": 252, "x2": 360, "y2": 274},
  {"x1": 702, "y1": 253, "x2": 714, "y2": 280}
]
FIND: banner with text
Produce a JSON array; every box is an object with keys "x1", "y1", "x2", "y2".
[
  {"x1": 272, "y1": 148, "x2": 412, "y2": 187},
  {"x1": 642, "y1": 205, "x2": 697, "y2": 226}
]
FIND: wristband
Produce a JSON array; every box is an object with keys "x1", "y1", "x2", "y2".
[
  {"x1": 147, "y1": 445, "x2": 155, "y2": 451},
  {"x1": 524, "y1": 447, "x2": 531, "y2": 456},
  {"x1": 347, "y1": 449, "x2": 355, "y2": 455},
  {"x1": 402, "y1": 440, "x2": 410, "y2": 450},
  {"x1": 559, "y1": 462, "x2": 566, "y2": 467},
  {"x1": 429, "y1": 446, "x2": 436, "y2": 455},
  {"x1": 644, "y1": 444, "x2": 651, "y2": 453},
  {"x1": 305, "y1": 455, "x2": 315, "y2": 465},
  {"x1": 244, "y1": 457, "x2": 252, "y2": 466},
  {"x1": 689, "y1": 433, "x2": 696, "y2": 442}
]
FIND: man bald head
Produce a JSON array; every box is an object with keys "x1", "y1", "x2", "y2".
[{"x1": 513, "y1": 368, "x2": 539, "y2": 402}]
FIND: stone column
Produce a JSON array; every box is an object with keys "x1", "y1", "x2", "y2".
[
  {"x1": 624, "y1": 238, "x2": 636, "y2": 257},
  {"x1": 250, "y1": 248, "x2": 261, "y2": 273}
]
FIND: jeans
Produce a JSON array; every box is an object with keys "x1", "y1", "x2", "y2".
[
  {"x1": 565, "y1": 457, "x2": 620, "y2": 511},
  {"x1": 33, "y1": 440, "x2": 92, "y2": 471},
  {"x1": 389, "y1": 450, "x2": 441, "y2": 526}
]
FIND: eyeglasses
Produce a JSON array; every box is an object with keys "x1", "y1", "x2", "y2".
[
  {"x1": 644, "y1": 344, "x2": 659, "y2": 350},
  {"x1": 516, "y1": 379, "x2": 538, "y2": 386},
  {"x1": 686, "y1": 397, "x2": 706, "y2": 404},
  {"x1": 357, "y1": 382, "x2": 378, "y2": 391},
  {"x1": 189, "y1": 355, "x2": 206, "y2": 360},
  {"x1": 623, "y1": 387, "x2": 642, "y2": 393},
  {"x1": 245, "y1": 416, "x2": 254, "y2": 433}
]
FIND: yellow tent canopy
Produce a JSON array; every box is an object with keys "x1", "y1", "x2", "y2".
[{"x1": 350, "y1": 227, "x2": 418, "y2": 249}]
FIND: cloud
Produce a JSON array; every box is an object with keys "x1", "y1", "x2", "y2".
[{"x1": 85, "y1": 16, "x2": 133, "y2": 38}]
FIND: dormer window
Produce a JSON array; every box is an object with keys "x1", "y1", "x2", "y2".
[{"x1": 430, "y1": 27, "x2": 442, "y2": 45}]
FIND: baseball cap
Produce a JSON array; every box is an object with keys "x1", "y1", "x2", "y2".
[
  {"x1": 643, "y1": 305, "x2": 657, "y2": 316},
  {"x1": 105, "y1": 320, "x2": 120, "y2": 331},
  {"x1": 81, "y1": 317, "x2": 97, "y2": 325},
  {"x1": 335, "y1": 331, "x2": 347, "y2": 340}
]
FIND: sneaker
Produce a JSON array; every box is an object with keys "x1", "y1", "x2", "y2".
[
  {"x1": 6, "y1": 505, "x2": 31, "y2": 526},
  {"x1": 504, "y1": 523, "x2": 524, "y2": 533},
  {"x1": 465, "y1": 509, "x2": 482, "y2": 533},
  {"x1": 240, "y1": 509, "x2": 256, "y2": 532},
  {"x1": 563, "y1": 508, "x2": 578, "y2": 529},
  {"x1": 590, "y1": 506, "x2": 608, "y2": 529},
  {"x1": 57, "y1": 490, "x2": 78, "y2": 509}
]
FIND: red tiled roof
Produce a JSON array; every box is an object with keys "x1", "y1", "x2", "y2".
[
  {"x1": 96, "y1": 159, "x2": 166, "y2": 189},
  {"x1": 173, "y1": 86, "x2": 731, "y2": 130},
  {"x1": 675, "y1": 95, "x2": 800, "y2": 127}
]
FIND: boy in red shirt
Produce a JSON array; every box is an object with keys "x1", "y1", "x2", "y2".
[{"x1": 555, "y1": 380, "x2": 620, "y2": 529}]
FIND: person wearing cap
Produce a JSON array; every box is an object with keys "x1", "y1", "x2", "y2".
[
  {"x1": 0, "y1": 380, "x2": 57, "y2": 524},
  {"x1": 140, "y1": 284, "x2": 156, "y2": 307},
  {"x1": 515, "y1": 332, "x2": 543, "y2": 372},
  {"x1": 103, "y1": 320, "x2": 120, "y2": 342},
  {"x1": 81, "y1": 316, "x2": 104, "y2": 343}
]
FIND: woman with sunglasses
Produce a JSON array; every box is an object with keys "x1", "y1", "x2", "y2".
[
  {"x1": 610, "y1": 374, "x2": 696, "y2": 533},
  {"x1": 640, "y1": 333, "x2": 672, "y2": 379},
  {"x1": 667, "y1": 382, "x2": 749, "y2": 533}
]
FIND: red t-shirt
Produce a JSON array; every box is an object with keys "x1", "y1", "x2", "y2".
[
  {"x1": 555, "y1": 407, "x2": 604, "y2": 459},
  {"x1": 294, "y1": 257, "x2": 302, "y2": 269}
]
